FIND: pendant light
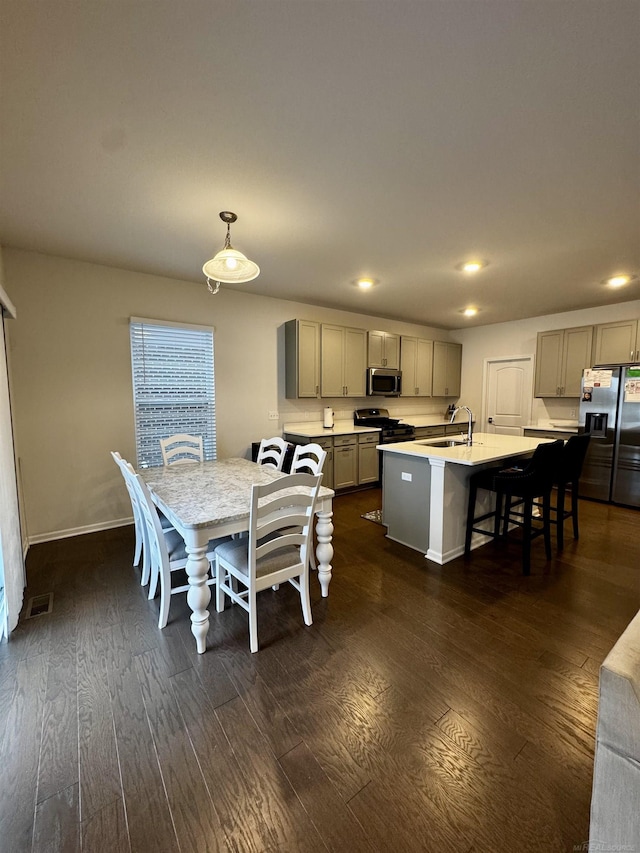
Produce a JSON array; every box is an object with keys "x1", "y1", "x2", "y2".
[{"x1": 202, "y1": 211, "x2": 260, "y2": 294}]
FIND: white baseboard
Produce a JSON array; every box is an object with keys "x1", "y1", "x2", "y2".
[{"x1": 28, "y1": 516, "x2": 134, "y2": 546}]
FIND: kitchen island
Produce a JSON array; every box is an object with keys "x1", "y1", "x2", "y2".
[{"x1": 379, "y1": 432, "x2": 553, "y2": 564}]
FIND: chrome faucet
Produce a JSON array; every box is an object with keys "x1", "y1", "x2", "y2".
[{"x1": 450, "y1": 405, "x2": 473, "y2": 445}]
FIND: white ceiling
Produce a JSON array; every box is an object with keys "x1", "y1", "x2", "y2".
[{"x1": 1, "y1": 1, "x2": 639, "y2": 329}]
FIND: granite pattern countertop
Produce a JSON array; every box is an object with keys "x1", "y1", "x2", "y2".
[{"x1": 140, "y1": 457, "x2": 334, "y2": 528}]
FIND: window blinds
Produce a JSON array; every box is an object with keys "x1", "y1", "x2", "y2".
[{"x1": 129, "y1": 319, "x2": 216, "y2": 468}]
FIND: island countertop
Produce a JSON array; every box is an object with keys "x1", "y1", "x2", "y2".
[{"x1": 378, "y1": 431, "x2": 555, "y2": 466}]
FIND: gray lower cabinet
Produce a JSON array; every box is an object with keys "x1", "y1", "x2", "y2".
[
  {"x1": 358, "y1": 433, "x2": 380, "y2": 484},
  {"x1": 523, "y1": 428, "x2": 576, "y2": 441},
  {"x1": 283, "y1": 431, "x2": 380, "y2": 490},
  {"x1": 413, "y1": 425, "x2": 446, "y2": 440},
  {"x1": 333, "y1": 435, "x2": 358, "y2": 489}
]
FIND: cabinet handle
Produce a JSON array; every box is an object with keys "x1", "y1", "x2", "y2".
[
  {"x1": 416, "y1": 387, "x2": 419, "y2": 395},
  {"x1": 315, "y1": 385, "x2": 319, "y2": 397}
]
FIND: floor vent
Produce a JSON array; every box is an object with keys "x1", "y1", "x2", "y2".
[{"x1": 25, "y1": 592, "x2": 53, "y2": 619}]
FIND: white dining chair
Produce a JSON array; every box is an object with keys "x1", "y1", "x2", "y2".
[
  {"x1": 111, "y1": 451, "x2": 146, "y2": 577},
  {"x1": 160, "y1": 433, "x2": 204, "y2": 466},
  {"x1": 112, "y1": 451, "x2": 176, "y2": 586},
  {"x1": 287, "y1": 443, "x2": 326, "y2": 571},
  {"x1": 214, "y1": 473, "x2": 322, "y2": 653},
  {"x1": 256, "y1": 436, "x2": 289, "y2": 471},
  {"x1": 126, "y1": 467, "x2": 230, "y2": 629},
  {"x1": 290, "y1": 442, "x2": 327, "y2": 477}
]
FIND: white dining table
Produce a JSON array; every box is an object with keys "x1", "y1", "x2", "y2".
[{"x1": 139, "y1": 457, "x2": 335, "y2": 653}]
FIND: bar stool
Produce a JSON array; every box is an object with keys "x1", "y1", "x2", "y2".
[
  {"x1": 549, "y1": 433, "x2": 591, "y2": 550},
  {"x1": 465, "y1": 440, "x2": 564, "y2": 575}
]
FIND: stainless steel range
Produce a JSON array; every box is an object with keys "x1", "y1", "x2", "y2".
[{"x1": 354, "y1": 408, "x2": 415, "y2": 443}]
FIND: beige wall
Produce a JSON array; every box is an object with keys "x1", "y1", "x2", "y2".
[
  {"x1": 4, "y1": 249, "x2": 454, "y2": 542},
  {"x1": 452, "y1": 299, "x2": 640, "y2": 425}
]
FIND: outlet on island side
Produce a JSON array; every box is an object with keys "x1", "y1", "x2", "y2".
[{"x1": 569, "y1": 408, "x2": 576, "y2": 418}]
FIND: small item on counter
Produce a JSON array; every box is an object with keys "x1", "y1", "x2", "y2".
[
  {"x1": 445, "y1": 403, "x2": 456, "y2": 419},
  {"x1": 323, "y1": 407, "x2": 334, "y2": 429}
]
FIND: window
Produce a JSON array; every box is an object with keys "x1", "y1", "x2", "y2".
[{"x1": 129, "y1": 318, "x2": 216, "y2": 467}]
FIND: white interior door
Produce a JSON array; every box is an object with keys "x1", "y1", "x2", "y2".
[{"x1": 483, "y1": 356, "x2": 534, "y2": 435}]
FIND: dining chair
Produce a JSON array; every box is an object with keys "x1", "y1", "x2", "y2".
[
  {"x1": 160, "y1": 433, "x2": 204, "y2": 466},
  {"x1": 112, "y1": 451, "x2": 176, "y2": 585},
  {"x1": 256, "y1": 436, "x2": 289, "y2": 471},
  {"x1": 111, "y1": 451, "x2": 146, "y2": 576},
  {"x1": 290, "y1": 442, "x2": 327, "y2": 476},
  {"x1": 214, "y1": 473, "x2": 322, "y2": 652},
  {"x1": 127, "y1": 469, "x2": 229, "y2": 628},
  {"x1": 289, "y1": 442, "x2": 326, "y2": 570}
]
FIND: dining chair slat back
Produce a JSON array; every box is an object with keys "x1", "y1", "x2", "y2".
[
  {"x1": 256, "y1": 436, "x2": 289, "y2": 471},
  {"x1": 214, "y1": 472, "x2": 322, "y2": 652},
  {"x1": 160, "y1": 433, "x2": 204, "y2": 466}
]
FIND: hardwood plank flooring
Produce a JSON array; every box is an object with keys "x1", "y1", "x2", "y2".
[{"x1": 0, "y1": 492, "x2": 638, "y2": 852}]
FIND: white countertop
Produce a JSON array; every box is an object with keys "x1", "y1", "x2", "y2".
[
  {"x1": 378, "y1": 431, "x2": 555, "y2": 466},
  {"x1": 398, "y1": 414, "x2": 471, "y2": 428},
  {"x1": 283, "y1": 420, "x2": 380, "y2": 438},
  {"x1": 523, "y1": 424, "x2": 579, "y2": 433}
]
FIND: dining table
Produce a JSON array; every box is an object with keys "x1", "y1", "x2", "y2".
[{"x1": 139, "y1": 457, "x2": 335, "y2": 653}]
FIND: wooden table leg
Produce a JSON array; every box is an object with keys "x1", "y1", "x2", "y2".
[
  {"x1": 315, "y1": 509, "x2": 334, "y2": 597},
  {"x1": 184, "y1": 544, "x2": 211, "y2": 653}
]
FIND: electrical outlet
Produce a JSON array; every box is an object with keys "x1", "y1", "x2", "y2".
[
  {"x1": 268, "y1": 411, "x2": 279, "y2": 420},
  {"x1": 569, "y1": 408, "x2": 576, "y2": 418}
]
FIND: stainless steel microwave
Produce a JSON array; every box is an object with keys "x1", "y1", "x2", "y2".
[{"x1": 366, "y1": 367, "x2": 402, "y2": 397}]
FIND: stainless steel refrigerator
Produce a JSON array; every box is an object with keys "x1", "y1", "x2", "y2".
[{"x1": 579, "y1": 366, "x2": 640, "y2": 507}]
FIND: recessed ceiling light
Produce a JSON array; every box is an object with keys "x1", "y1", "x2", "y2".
[
  {"x1": 602, "y1": 273, "x2": 637, "y2": 288},
  {"x1": 456, "y1": 259, "x2": 489, "y2": 274},
  {"x1": 460, "y1": 307, "x2": 478, "y2": 317},
  {"x1": 352, "y1": 277, "x2": 378, "y2": 290}
]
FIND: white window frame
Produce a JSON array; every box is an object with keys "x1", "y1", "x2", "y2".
[{"x1": 129, "y1": 317, "x2": 216, "y2": 468}]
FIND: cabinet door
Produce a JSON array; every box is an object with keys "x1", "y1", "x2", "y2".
[
  {"x1": 400, "y1": 336, "x2": 418, "y2": 396},
  {"x1": 384, "y1": 334, "x2": 400, "y2": 369},
  {"x1": 445, "y1": 343, "x2": 461, "y2": 397},
  {"x1": 433, "y1": 341, "x2": 462, "y2": 397},
  {"x1": 561, "y1": 325, "x2": 593, "y2": 396},
  {"x1": 333, "y1": 443, "x2": 357, "y2": 488},
  {"x1": 320, "y1": 324, "x2": 345, "y2": 397},
  {"x1": 285, "y1": 319, "x2": 320, "y2": 399},
  {"x1": 367, "y1": 330, "x2": 386, "y2": 368},
  {"x1": 593, "y1": 320, "x2": 639, "y2": 365},
  {"x1": 358, "y1": 435, "x2": 380, "y2": 484},
  {"x1": 415, "y1": 339, "x2": 433, "y2": 397},
  {"x1": 534, "y1": 330, "x2": 563, "y2": 397},
  {"x1": 344, "y1": 327, "x2": 367, "y2": 396}
]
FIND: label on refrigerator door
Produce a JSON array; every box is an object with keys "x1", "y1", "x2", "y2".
[
  {"x1": 583, "y1": 368, "x2": 613, "y2": 387},
  {"x1": 624, "y1": 379, "x2": 640, "y2": 402}
]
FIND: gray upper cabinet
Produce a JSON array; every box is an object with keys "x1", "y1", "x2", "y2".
[
  {"x1": 368, "y1": 330, "x2": 400, "y2": 369},
  {"x1": 284, "y1": 319, "x2": 320, "y2": 399},
  {"x1": 400, "y1": 336, "x2": 433, "y2": 396},
  {"x1": 593, "y1": 319, "x2": 640, "y2": 365},
  {"x1": 432, "y1": 341, "x2": 462, "y2": 397},
  {"x1": 321, "y1": 324, "x2": 367, "y2": 397},
  {"x1": 534, "y1": 325, "x2": 593, "y2": 397}
]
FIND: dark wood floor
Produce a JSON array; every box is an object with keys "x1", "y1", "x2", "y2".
[{"x1": 1, "y1": 490, "x2": 638, "y2": 852}]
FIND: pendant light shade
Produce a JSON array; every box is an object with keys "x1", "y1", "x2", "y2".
[{"x1": 203, "y1": 211, "x2": 260, "y2": 294}]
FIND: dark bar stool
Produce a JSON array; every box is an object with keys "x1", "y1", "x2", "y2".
[
  {"x1": 465, "y1": 440, "x2": 564, "y2": 575},
  {"x1": 551, "y1": 433, "x2": 591, "y2": 550}
]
